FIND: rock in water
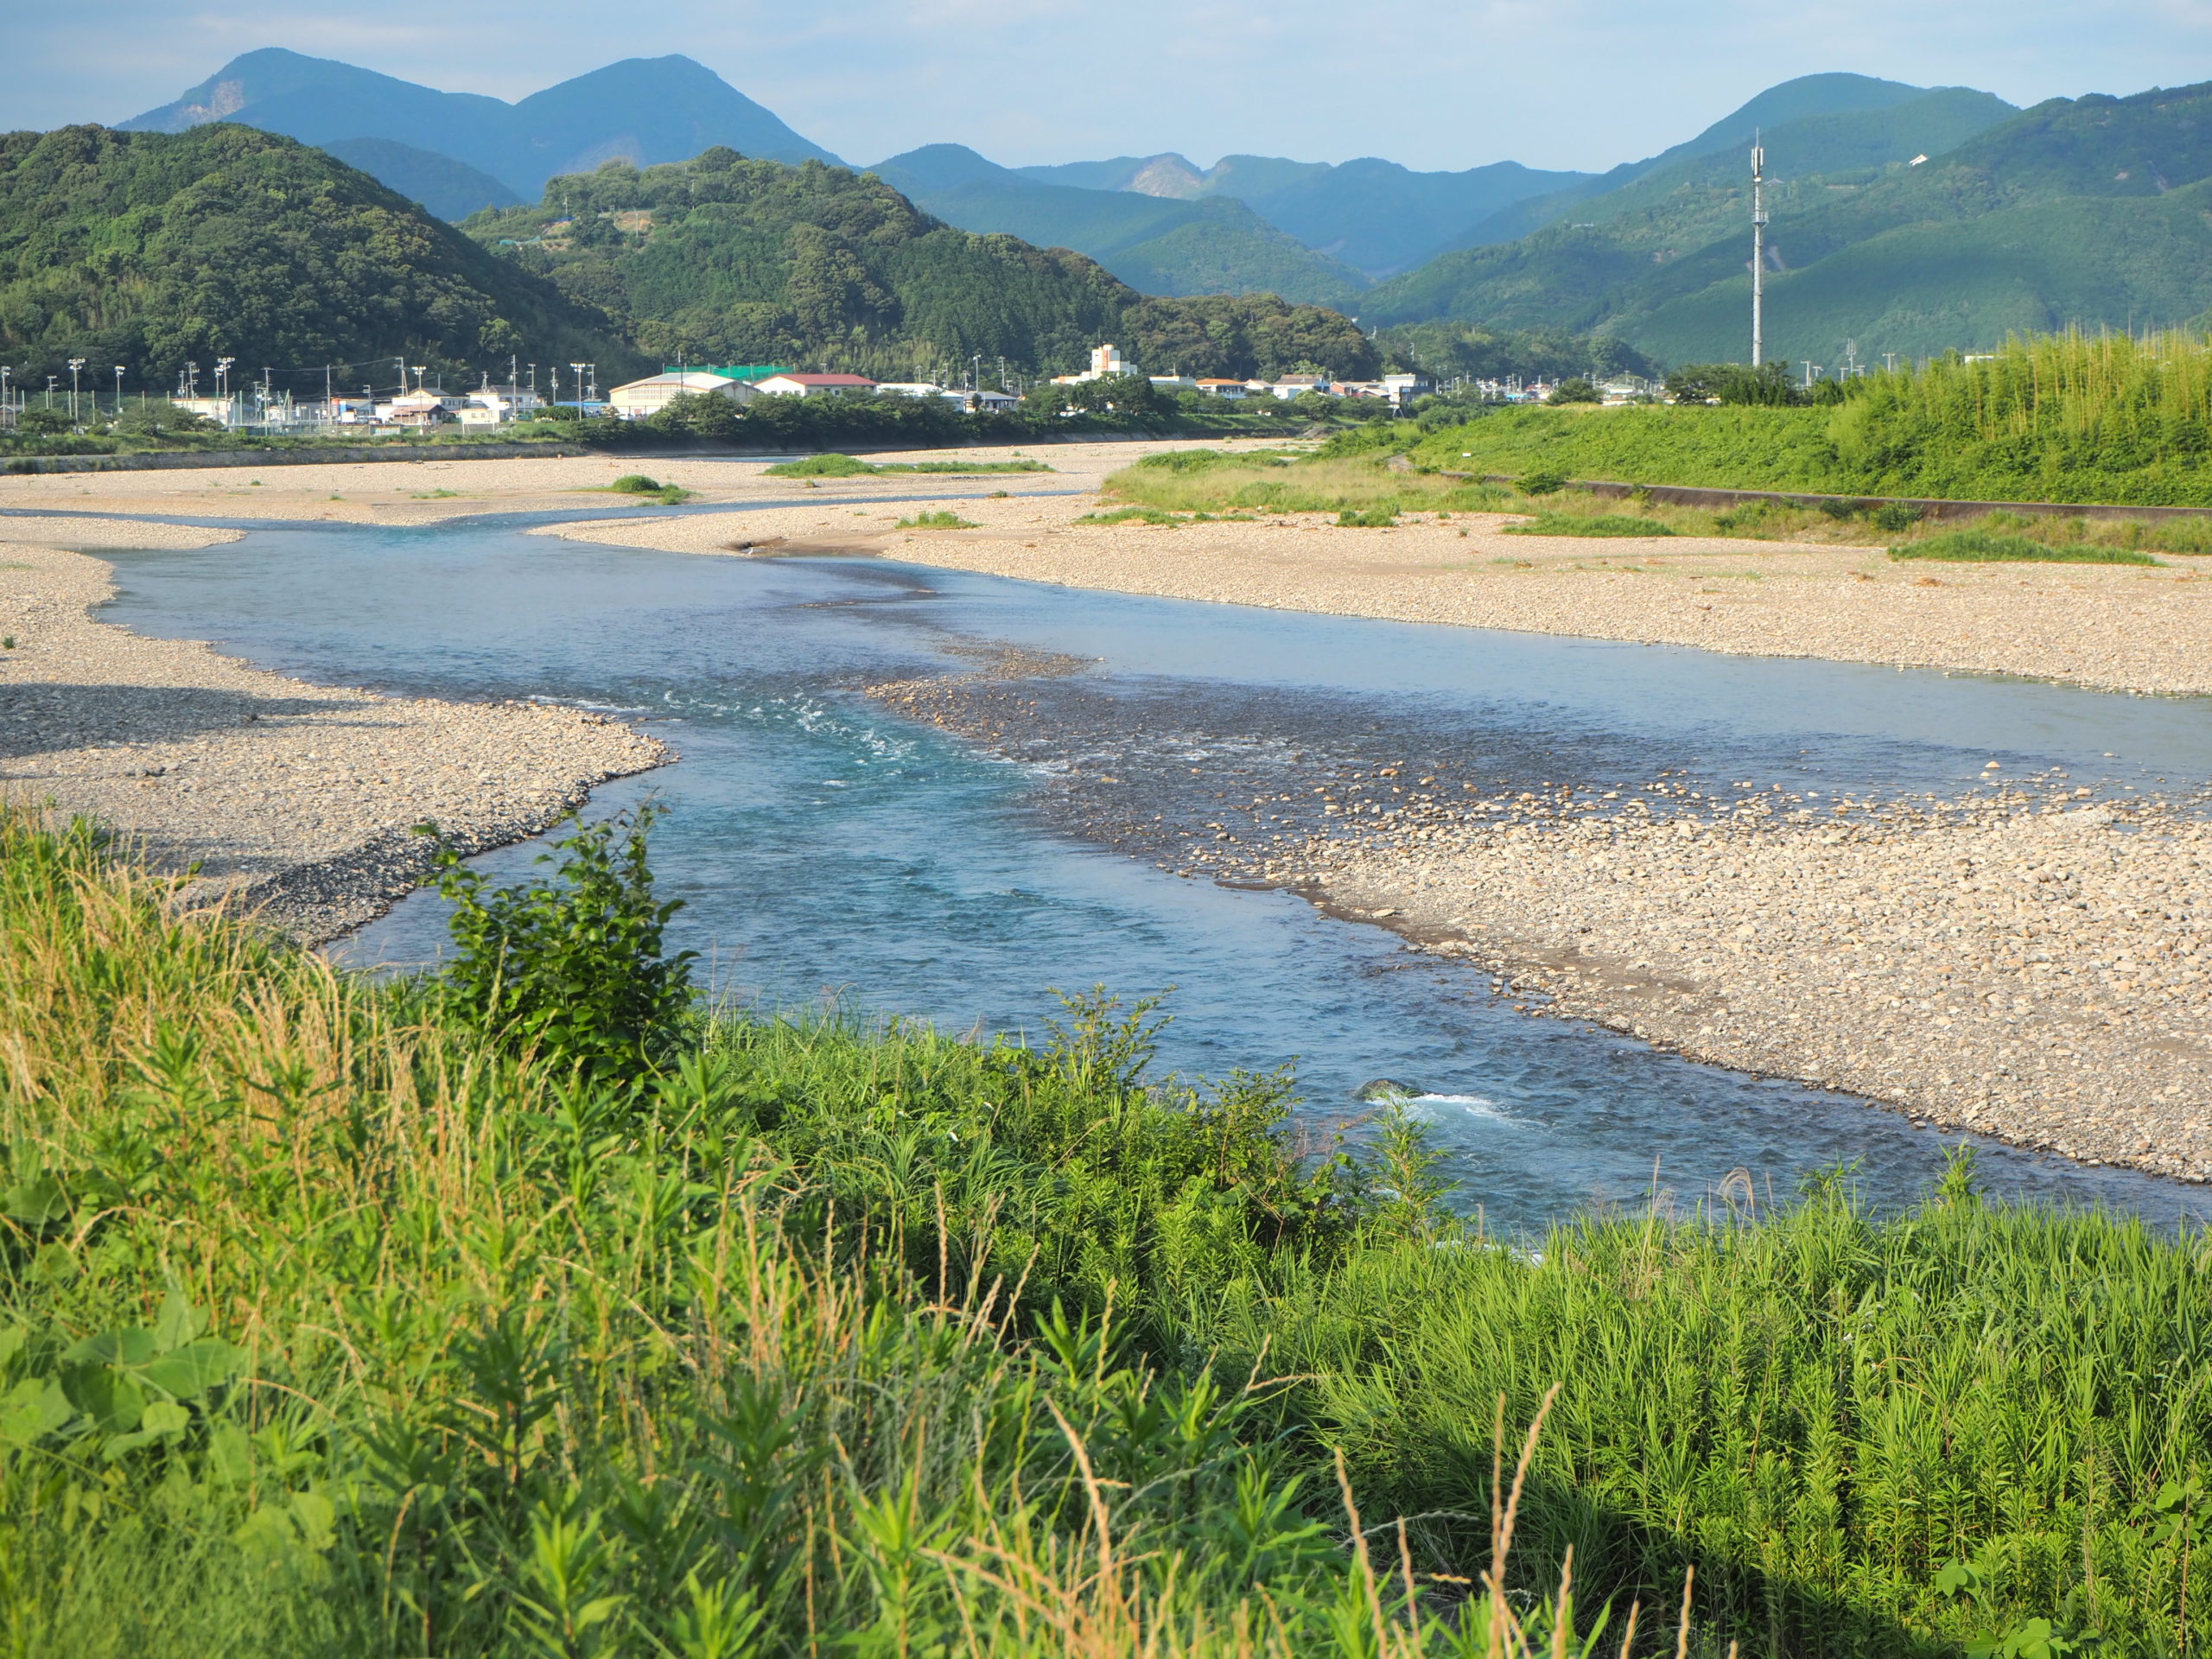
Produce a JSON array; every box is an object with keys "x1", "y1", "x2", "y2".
[{"x1": 1356, "y1": 1078, "x2": 1419, "y2": 1101}]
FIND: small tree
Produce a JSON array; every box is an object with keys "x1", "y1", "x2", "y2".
[{"x1": 1547, "y1": 377, "x2": 1602, "y2": 404}]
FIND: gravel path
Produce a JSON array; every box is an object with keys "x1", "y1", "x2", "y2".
[{"x1": 0, "y1": 521, "x2": 667, "y2": 940}]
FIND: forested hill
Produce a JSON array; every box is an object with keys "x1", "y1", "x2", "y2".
[
  {"x1": 0, "y1": 124, "x2": 641, "y2": 391},
  {"x1": 463, "y1": 150, "x2": 1379, "y2": 380},
  {"x1": 1363, "y1": 79, "x2": 2212, "y2": 364}
]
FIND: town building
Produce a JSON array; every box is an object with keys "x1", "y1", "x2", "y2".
[
  {"x1": 753, "y1": 372, "x2": 878, "y2": 398},
  {"x1": 1193, "y1": 378, "x2": 1249, "y2": 399},
  {"x1": 1382, "y1": 372, "x2": 1433, "y2": 407},
  {"x1": 1268, "y1": 373, "x2": 1331, "y2": 400},
  {"x1": 607, "y1": 367, "x2": 788, "y2": 419},
  {"x1": 1052, "y1": 344, "x2": 1133, "y2": 385}
]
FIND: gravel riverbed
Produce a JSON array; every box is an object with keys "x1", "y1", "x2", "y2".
[{"x1": 0, "y1": 522, "x2": 667, "y2": 939}]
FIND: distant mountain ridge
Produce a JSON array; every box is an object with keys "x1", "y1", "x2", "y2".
[
  {"x1": 1008, "y1": 151, "x2": 1592, "y2": 275},
  {"x1": 1360, "y1": 78, "x2": 2212, "y2": 365},
  {"x1": 120, "y1": 48, "x2": 839, "y2": 201},
  {"x1": 868, "y1": 144, "x2": 1370, "y2": 305}
]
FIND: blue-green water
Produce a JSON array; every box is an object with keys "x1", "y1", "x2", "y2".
[{"x1": 87, "y1": 510, "x2": 2212, "y2": 1229}]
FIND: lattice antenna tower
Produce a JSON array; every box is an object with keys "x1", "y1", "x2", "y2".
[{"x1": 1751, "y1": 132, "x2": 1768, "y2": 366}]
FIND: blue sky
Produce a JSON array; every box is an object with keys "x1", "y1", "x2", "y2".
[{"x1": 3, "y1": 0, "x2": 2209, "y2": 172}]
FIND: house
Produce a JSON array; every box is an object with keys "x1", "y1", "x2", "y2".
[
  {"x1": 1382, "y1": 372, "x2": 1432, "y2": 407},
  {"x1": 875, "y1": 382, "x2": 944, "y2": 398},
  {"x1": 387, "y1": 392, "x2": 461, "y2": 426},
  {"x1": 1148, "y1": 375, "x2": 1198, "y2": 394},
  {"x1": 1193, "y1": 378, "x2": 1249, "y2": 399},
  {"x1": 753, "y1": 372, "x2": 879, "y2": 398},
  {"x1": 1268, "y1": 374, "x2": 1332, "y2": 401},
  {"x1": 607, "y1": 369, "x2": 776, "y2": 419}
]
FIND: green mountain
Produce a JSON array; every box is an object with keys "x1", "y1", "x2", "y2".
[
  {"x1": 1008, "y1": 150, "x2": 1591, "y2": 276},
  {"x1": 120, "y1": 48, "x2": 839, "y2": 202},
  {"x1": 1450, "y1": 72, "x2": 1974, "y2": 250},
  {"x1": 463, "y1": 150, "x2": 1377, "y2": 379},
  {"x1": 1357, "y1": 76, "x2": 2212, "y2": 366},
  {"x1": 321, "y1": 138, "x2": 523, "y2": 221},
  {"x1": 868, "y1": 145, "x2": 1370, "y2": 304},
  {"x1": 0, "y1": 123, "x2": 639, "y2": 393}
]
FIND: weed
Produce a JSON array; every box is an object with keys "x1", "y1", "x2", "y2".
[
  {"x1": 1891, "y1": 530, "x2": 2160, "y2": 565},
  {"x1": 1337, "y1": 506, "x2": 1401, "y2": 527},
  {"x1": 1516, "y1": 468, "x2": 1568, "y2": 495},
  {"x1": 1503, "y1": 513, "x2": 1675, "y2": 537},
  {"x1": 896, "y1": 511, "x2": 976, "y2": 529}
]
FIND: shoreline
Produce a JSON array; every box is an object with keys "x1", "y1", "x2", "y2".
[
  {"x1": 10, "y1": 448, "x2": 2211, "y2": 1186},
  {"x1": 0, "y1": 518, "x2": 669, "y2": 941}
]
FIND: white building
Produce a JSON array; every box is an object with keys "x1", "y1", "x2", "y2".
[
  {"x1": 1193, "y1": 378, "x2": 1249, "y2": 399},
  {"x1": 607, "y1": 370, "x2": 760, "y2": 419},
  {"x1": 753, "y1": 372, "x2": 878, "y2": 398},
  {"x1": 1268, "y1": 374, "x2": 1332, "y2": 400},
  {"x1": 1052, "y1": 344, "x2": 1133, "y2": 385},
  {"x1": 1382, "y1": 372, "x2": 1432, "y2": 407}
]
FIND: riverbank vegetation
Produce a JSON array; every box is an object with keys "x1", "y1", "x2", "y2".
[
  {"x1": 763, "y1": 453, "x2": 1054, "y2": 477},
  {"x1": 1409, "y1": 331, "x2": 2212, "y2": 507},
  {"x1": 1099, "y1": 438, "x2": 2212, "y2": 559},
  {"x1": 7, "y1": 806, "x2": 2212, "y2": 1655}
]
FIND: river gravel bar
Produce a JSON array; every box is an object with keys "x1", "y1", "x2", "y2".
[
  {"x1": 0, "y1": 520, "x2": 667, "y2": 939},
  {"x1": 1255, "y1": 785, "x2": 2212, "y2": 1180}
]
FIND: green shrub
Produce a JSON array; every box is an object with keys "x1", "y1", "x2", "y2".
[
  {"x1": 764, "y1": 452, "x2": 875, "y2": 476},
  {"x1": 1336, "y1": 506, "x2": 1401, "y2": 527},
  {"x1": 1516, "y1": 467, "x2": 1567, "y2": 495},
  {"x1": 420, "y1": 806, "x2": 696, "y2": 1074},
  {"x1": 1502, "y1": 512, "x2": 1675, "y2": 537},
  {"x1": 895, "y1": 510, "x2": 976, "y2": 529},
  {"x1": 1891, "y1": 530, "x2": 2160, "y2": 564},
  {"x1": 1871, "y1": 501, "x2": 1925, "y2": 532},
  {"x1": 608, "y1": 473, "x2": 663, "y2": 493}
]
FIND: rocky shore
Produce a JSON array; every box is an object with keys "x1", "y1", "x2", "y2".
[
  {"x1": 1231, "y1": 781, "x2": 2212, "y2": 1181},
  {"x1": 0, "y1": 522, "x2": 668, "y2": 939}
]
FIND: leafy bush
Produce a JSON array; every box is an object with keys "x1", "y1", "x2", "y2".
[
  {"x1": 1890, "y1": 530, "x2": 2160, "y2": 564},
  {"x1": 421, "y1": 806, "x2": 696, "y2": 1074},
  {"x1": 1871, "y1": 501, "x2": 1925, "y2": 532},
  {"x1": 895, "y1": 510, "x2": 976, "y2": 529},
  {"x1": 1516, "y1": 467, "x2": 1567, "y2": 494},
  {"x1": 1546, "y1": 377, "x2": 1601, "y2": 405},
  {"x1": 1502, "y1": 512, "x2": 1675, "y2": 537},
  {"x1": 608, "y1": 474, "x2": 662, "y2": 492},
  {"x1": 1336, "y1": 506, "x2": 1401, "y2": 527},
  {"x1": 764, "y1": 452, "x2": 875, "y2": 476}
]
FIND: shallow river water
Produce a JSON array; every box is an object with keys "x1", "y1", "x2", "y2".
[{"x1": 87, "y1": 506, "x2": 2212, "y2": 1230}]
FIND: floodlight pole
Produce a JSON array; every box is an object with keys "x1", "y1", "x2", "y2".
[{"x1": 1751, "y1": 134, "x2": 1767, "y2": 367}]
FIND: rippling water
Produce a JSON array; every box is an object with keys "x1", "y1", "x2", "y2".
[{"x1": 87, "y1": 510, "x2": 2212, "y2": 1230}]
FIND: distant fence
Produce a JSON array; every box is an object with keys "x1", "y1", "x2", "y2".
[{"x1": 1461, "y1": 473, "x2": 2212, "y2": 523}]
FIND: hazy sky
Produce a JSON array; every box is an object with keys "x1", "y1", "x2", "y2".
[{"x1": 4, "y1": 0, "x2": 2209, "y2": 172}]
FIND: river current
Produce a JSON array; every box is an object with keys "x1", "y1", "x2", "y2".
[{"x1": 83, "y1": 503, "x2": 2212, "y2": 1230}]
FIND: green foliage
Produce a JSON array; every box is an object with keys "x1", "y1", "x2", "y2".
[
  {"x1": 1376, "y1": 322, "x2": 1653, "y2": 390},
  {"x1": 1417, "y1": 332, "x2": 2212, "y2": 505},
  {"x1": 1546, "y1": 377, "x2": 1601, "y2": 404},
  {"x1": 607, "y1": 473, "x2": 663, "y2": 492},
  {"x1": 0, "y1": 124, "x2": 638, "y2": 394},
  {"x1": 1516, "y1": 467, "x2": 1568, "y2": 494},
  {"x1": 764, "y1": 451, "x2": 1055, "y2": 476},
  {"x1": 1503, "y1": 512, "x2": 1675, "y2": 537},
  {"x1": 420, "y1": 807, "x2": 697, "y2": 1075},
  {"x1": 1890, "y1": 530, "x2": 2160, "y2": 564},
  {"x1": 1871, "y1": 501, "x2": 1925, "y2": 531},
  {"x1": 1666, "y1": 361, "x2": 1805, "y2": 405},
  {"x1": 894, "y1": 510, "x2": 977, "y2": 529},
  {"x1": 1335, "y1": 505, "x2": 1401, "y2": 527},
  {"x1": 761, "y1": 451, "x2": 875, "y2": 475},
  {"x1": 1116, "y1": 292, "x2": 1380, "y2": 381}
]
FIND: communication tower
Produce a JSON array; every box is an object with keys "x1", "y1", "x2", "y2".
[{"x1": 1751, "y1": 134, "x2": 1767, "y2": 366}]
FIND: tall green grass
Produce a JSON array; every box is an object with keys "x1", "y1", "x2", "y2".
[
  {"x1": 1408, "y1": 330, "x2": 2212, "y2": 507},
  {"x1": 1891, "y1": 530, "x2": 2161, "y2": 564}
]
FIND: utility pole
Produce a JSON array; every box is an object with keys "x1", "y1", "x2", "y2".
[
  {"x1": 67, "y1": 359, "x2": 84, "y2": 423},
  {"x1": 113, "y1": 365, "x2": 124, "y2": 416},
  {"x1": 569, "y1": 362, "x2": 588, "y2": 412},
  {"x1": 1751, "y1": 133, "x2": 1767, "y2": 367}
]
